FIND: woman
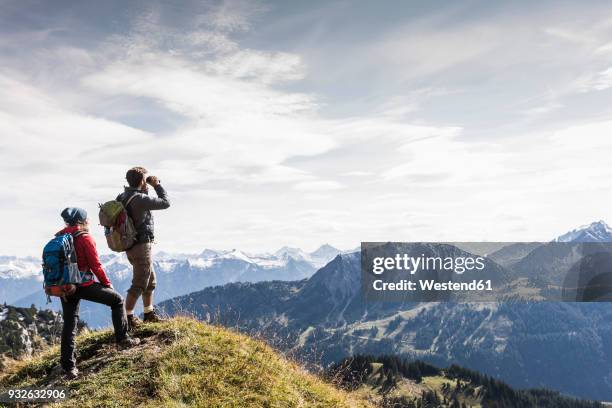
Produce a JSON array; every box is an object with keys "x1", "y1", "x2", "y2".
[{"x1": 57, "y1": 207, "x2": 140, "y2": 379}]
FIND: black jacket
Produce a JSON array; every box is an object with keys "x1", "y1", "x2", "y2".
[{"x1": 117, "y1": 184, "x2": 170, "y2": 243}]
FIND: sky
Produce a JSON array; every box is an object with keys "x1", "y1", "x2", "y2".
[{"x1": 2, "y1": 0, "x2": 612, "y2": 256}]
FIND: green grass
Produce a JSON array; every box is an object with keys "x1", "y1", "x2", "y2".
[
  {"x1": 421, "y1": 375, "x2": 482, "y2": 408},
  {"x1": 420, "y1": 375, "x2": 450, "y2": 389},
  {"x1": 0, "y1": 317, "x2": 371, "y2": 408}
]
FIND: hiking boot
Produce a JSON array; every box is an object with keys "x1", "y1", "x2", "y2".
[
  {"x1": 143, "y1": 310, "x2": 166, "y2": 323},
  {"x1": 53, "y1": 365, "x2": 79, "y2": 379},
  {"x1": 117, "y1": 336, "x2": 141, "y2": 350},
  {"x1": 127, "y1": 314, "x2": 142, "y2": 331},
  {"x1": 63, "y1": 367, "x2": 79, "y2": 380}
]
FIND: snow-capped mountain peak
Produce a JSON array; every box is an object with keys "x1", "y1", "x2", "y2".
[
  {"x1": 0, "y1": 244, "x2": 343, "y2": 284},
  {"x1": 311, "y1": 244, "x2": 340, "y2": 259},
  {"x1": 553, "y1": 220, "x2": 612, "y2": 242},
  {"x1": 219, "y1": 249, "x2": 254, "y2": 263},
  {"x1": 1, "y1": 245, "x2": 346, "y2": 322},
  {"x1": 0, "y1": 256, "x2": 41, "y2": 280},
  {"x1": 274, "y1": 246, "x2": 310, "y2": 261},
  {"x1": 199, "y1": 249, "x2": 221, "y2": 259}
]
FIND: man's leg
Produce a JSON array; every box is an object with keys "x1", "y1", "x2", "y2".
[
  {"x1": 142, "y1": 263, "x2": 156, "y2": 311},
  {"x1": 60, "y1": 294, "x2": 80, "y2": 371},
  {"x1": 125, "y1": 243, "x2": 153, "y2": 324},
  {"x1": 143, "y1": 266, "x2": 164, "y2": 321},
  {"x1": 124, "y1": 292, "x2": 139, "y2": 317},
  {"x1": 142, "y1": 290, "x2": 153, "y2": 311}
]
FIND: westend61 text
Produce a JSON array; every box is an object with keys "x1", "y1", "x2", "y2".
[{"x1": 372, "y1": 279, "x2": 493, "y2": 292}]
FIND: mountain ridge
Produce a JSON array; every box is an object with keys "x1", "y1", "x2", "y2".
[
  {"x1": 1, "y1": 245, "x2": 344, "y2": 328},
  {"x1": 158, "y1": 221, "x2": 612, "y2": 400}
]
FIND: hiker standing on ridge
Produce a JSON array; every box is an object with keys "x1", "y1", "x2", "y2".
[
  {"x1": 117, "y1": 166, "x2": 170, "y2": 330},
  {"x1": 56, "y1": 208, "x2": 140, "y2": 379}
]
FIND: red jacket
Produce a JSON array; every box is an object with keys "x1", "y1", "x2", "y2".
[{"x1": 57, "y1": 225, "x2": 112, "y2": 287}]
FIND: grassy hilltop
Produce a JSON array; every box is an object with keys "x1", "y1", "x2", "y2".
[{"x1": 0, "y1": 317, "x2": 371, "y2": 408}]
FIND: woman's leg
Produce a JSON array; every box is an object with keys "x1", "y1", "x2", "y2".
[
  {"x1": 78, "y1": 283, "x2": 128, "y2": 342},
  {"x1": 60, "y1": 295, "x2": 80, "y2": 370}
]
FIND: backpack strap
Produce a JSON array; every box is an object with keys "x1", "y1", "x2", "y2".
[
  {"x1": 54, "y1": 230, "x2": 87, "y2": 238},
  {"x1": 120, "y1": 192, "x2": 140, "y2": 247},
  {"x1": 125, "y1": 193, "x2": 138, "y2": 208},
  {"x1": 121, "y1": 192, "x2": 139, "y2": 221},
  {"x1": 72, "y1": 230, "x2": 88, "y2": 238}
]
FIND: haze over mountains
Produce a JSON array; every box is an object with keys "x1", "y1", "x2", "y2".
[
  {"x1": 4, "y1": 221, "x2": 608, "y2": 303},
  {"x1": 159, "y1": 221, "x2": 612, "y2": 401},
  {"x1": 0, "y1": 245, "x2": 343, "y2": 327}
]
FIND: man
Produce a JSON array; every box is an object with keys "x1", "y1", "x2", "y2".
[
  {"x1": 57, "y1": 208, "x2": 140, "y2": 379},
  {"x1": 117, "y1": 166, "x2": 170, "y2": 329}
]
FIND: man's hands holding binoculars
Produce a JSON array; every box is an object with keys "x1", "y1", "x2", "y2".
[{"x1": 146, "y1": 175, "x2": 161, "y2": 187}]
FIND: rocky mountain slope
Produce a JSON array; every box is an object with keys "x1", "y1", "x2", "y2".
[{"x1": 0, "y1": 304, "x2": 86, "y2": 369}]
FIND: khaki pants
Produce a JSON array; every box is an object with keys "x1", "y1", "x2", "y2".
[{"x1": 126, "y1": 243, "x2": 156, "y2": 297}]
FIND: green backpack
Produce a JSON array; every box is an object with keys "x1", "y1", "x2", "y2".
[{"x1": 98, "y1": 194, "x2": 138, "y2": 252}]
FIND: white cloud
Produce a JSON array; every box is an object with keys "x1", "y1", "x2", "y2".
[
  {"x1": 294, "y1": 180, "x2": 344, "y2": 191},
  {"x1": 341, "y1": 171, "x2": 373, "y2": 177},
  {"x1": 521, "y1": 102, "x2": 563, "y2": 117},
  {"x1": 202, "y1": 0, "x2": 266, "y2": 32},
  {"x1": 208, "y1": 50, "x2": 307, "y2": 83},
  {"x1": 370, "y1": 24, "x2": 498, "y2": 79},
  {"x1": 2, "y1": 1, "x2": 612, "y2": 256},
  {"x1": 580, "y1": 67, "x2": 612, "y2": 91}
]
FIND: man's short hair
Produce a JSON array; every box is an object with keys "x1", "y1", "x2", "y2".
[{"x1": 126, "y1": 166, "x2": 148, "y2": 188}]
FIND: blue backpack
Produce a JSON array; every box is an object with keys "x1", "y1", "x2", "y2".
[{"x1": 42, "y1": 232, "x2": 85, "y2": 299}]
